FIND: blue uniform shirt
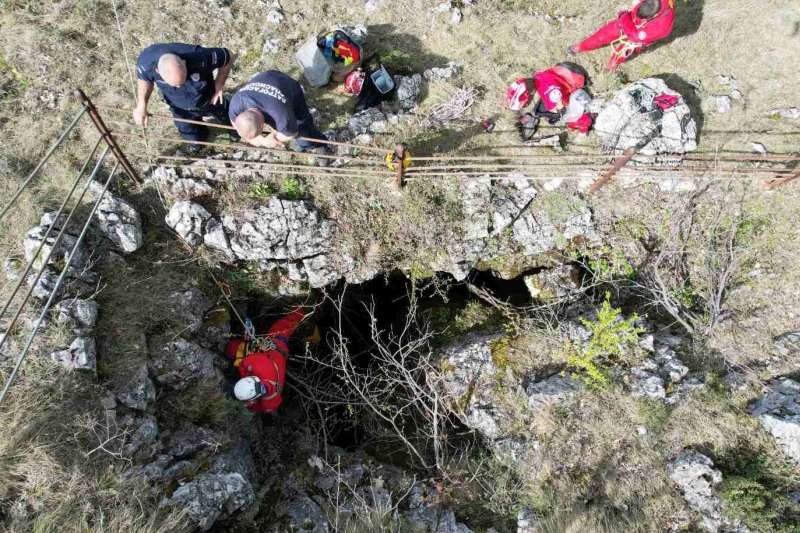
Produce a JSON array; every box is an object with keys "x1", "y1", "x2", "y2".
[
  {"x1": 136, "y1": 43, "x2": 232, "y2": 110},
  {"x1": 229, "y1": 71, "x2": 306, "y2": 137}
]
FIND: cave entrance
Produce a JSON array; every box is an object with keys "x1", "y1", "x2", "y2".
[{"x1": 227, "y1": 267, "x2": 537, "y2": 456}]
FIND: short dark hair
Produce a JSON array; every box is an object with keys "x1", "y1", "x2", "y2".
[{"x1": 636, "y1": 0, "x2": 661, "y2": 19}]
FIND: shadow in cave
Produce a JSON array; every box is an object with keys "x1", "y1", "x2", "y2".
[
  {"x1": 233, "y1": 269, "x2": 536, "y2": 453},
  {"x1": 653, "y1": 73, "x2": 705, "y2": 143}
]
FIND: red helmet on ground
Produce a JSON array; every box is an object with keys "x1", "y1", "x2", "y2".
[
  {"x1": 345, "y1": 70, "x2": 366, "y2": 96},
  {"x1": 506, "y1": 77, "x2": 531, "y2": 111},
  {"x1": 226, "y1": 338, "x2": 246, "y2": 359}
]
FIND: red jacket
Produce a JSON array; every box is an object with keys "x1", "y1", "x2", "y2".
[
  {"x1": 533, "y1": 66, "x2": 584, "y2": 113},
  {"x1": 619, "y1": 0, "x2": 674, "y2": 45},
  {"x1": 227, "y1": 306, "x2": 304, "y2": 414}
]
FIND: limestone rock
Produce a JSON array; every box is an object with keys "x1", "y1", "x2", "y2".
[
  {"x1": 769, "y1": 108, "x2": 799, "y2": 120},
  {"x1": 773, "y1": 332, "x2": 800, "y2": 356},
  {"x1": 50, "y1": 336, "x2": 96, "y2": 372},
  {"x1": 4, "y1": 256, "x2": 23, "y2": 281},
  {"x1": 348, "y1": 108, "x2": 387, "y2": 135},
  {"x1": 748, "y1": 377, "x2": 800, "y2": 466},
  {"x1": 262, "y1": 39, "x2": 280, "y2": 55},
  {"x1": 171, "y1": 178, "x2": 215, "y2": 199},
  {"x1": 166, "y1": 201, "x2": 211, "y2": 247},
  {"x1": 167, "y1": 288, "x2": 213, "y2": 336},
  {"x1": 54, "y1": 298, "x2": 100, "y2": 335},
  {"x1": 27, "y1": 268, "x2": 65, "y2": 300},
  {"x1": 450, "y1": 7, "x2": 463, "y2": 24},
  {"x1": 116, "y1": 364, "x2": 157, "y2": 411},
  {"x1": 282, "y1": 491, "x2": 328, "y2": 533},
  {"x1": 526, "y1": 373, "x2": 580, "y2": 411},
  {"x1": 394, "y1": 74, "x2": 422, "y2": 110},
  {"x1": 160, "y1": 472, "x2": 254, "y2": 530},
  {"x1": 23, "y1": 218, "x2": 89, "y2": 279},
  {"x1": 204, "y1": 218, "x2": 235, "y2": 260},
  {"x1": 89, "y1": 181, "x2": 143, "y2": 253},
  {"x1": 438, "y1": 330, "x2": 505, "y2": 440},
  {"x1": 148, "y1": 339, "x2": 216, "y2": 391},
  {"x1": 712, "y1": 95, "x2": 732, "y2": 113},
  {"x1": 595, "y1": 78, "x2": 697, "y2": 155},
  {"x1": 668, "y1": 451, "x2": 723, "y2": 533},
  {"x1": 523, "y1": 265, "x2": 581, "y2": 301},
  {"x1": 423, "y1": 62, "x2": 460, "y2": 81},
  {"x1": 123, "y1": 415, "x2": 159, "y2": 457},
  {"x1": 168, "y1": 423, "x2": 218, "y2": 458},
  {"x1": 364, "y1": 0, "x2": 380, "y2": 11}
]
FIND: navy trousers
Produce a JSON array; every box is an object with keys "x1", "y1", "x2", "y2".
[
  {"x1": 168, "y1": 99, "x2": 233, "y2": 142},
  {"x1": 293, "y1": 97, "x2": 328, "y2": 150}
]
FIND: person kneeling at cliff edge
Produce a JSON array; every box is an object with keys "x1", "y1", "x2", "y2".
[
  {"x1": 229, "y1": 70, "x2": 331, "y2": 167},
  {"x1": 226, "y1": 305, "x2": 306, "y2": 414}
]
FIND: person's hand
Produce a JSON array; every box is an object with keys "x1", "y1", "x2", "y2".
[
  {"x1": 249, "y1": 134, "x2": 282, "y2": 149},
  {"x1": 132, "y1": 106, "x2": 149, "y2": 127},
  {"x1": 212, "y1": 86, "x2": 225, "y2": 105}
]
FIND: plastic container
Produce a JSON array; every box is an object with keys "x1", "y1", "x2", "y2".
[
  {"x1": 370, "y1": 66, "x2": 394, "y2": 94},
  {"x1": 295, "y1": 40, "x2": 332, "y2": 87}
]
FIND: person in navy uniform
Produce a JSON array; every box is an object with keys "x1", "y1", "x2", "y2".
[
  {"x1": 229, "y1": 70, "x2": 330, "y2": 167},
  {"x1": 134, "y1": 43, "x2": 237, "y2": 152}
]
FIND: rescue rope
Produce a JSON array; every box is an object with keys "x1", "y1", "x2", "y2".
[
  {"x1": 205, "y1": 265, "x2": 247, "y2": 330},
  {"x1": 110, "y1": 0, "x2": 165, "y2": 208}
]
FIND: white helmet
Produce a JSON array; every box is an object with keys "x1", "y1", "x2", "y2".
[{"x1": 234, "y1": 377, "x2": 267, "y2": 401}]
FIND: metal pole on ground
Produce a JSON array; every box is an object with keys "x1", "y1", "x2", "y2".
[
  {"x1": 589, "y1": 147, "x2": 636, "y2": 195},
  {"x1": 0, "y1": 162, "x2": 120, "y2": 406}
]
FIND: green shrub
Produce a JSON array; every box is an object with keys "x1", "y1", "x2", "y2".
[
  {"x1": 248, "y1": 182, "x2": 277, "y2": 201},
  {"x1": 280, "y1": 176, "x2": 307, "y2": 200},
  {"x1": 716, "y1": 445, "x2": 800, "y2": 532},
  {"x1": 559, "y1": 293, "x2": 644, "y2": 389}
]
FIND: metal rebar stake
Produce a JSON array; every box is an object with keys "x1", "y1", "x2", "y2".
[{"x1": 74, "y1": 88, "x2": 141, "y2": 185}]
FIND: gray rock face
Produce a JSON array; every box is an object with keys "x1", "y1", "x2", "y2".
[
  {"x1": 748, "y1": 377, "x2": 800, "y2": 466},
  {"x1": 438, "y1": 330, "x2": 504, "y2": 440},
  {"x1": 517, "y1": 506, "x2": 537, "y2": 533},
  {"x1": 347, "y1": 108, "x2": 387, "y2": 135},
  {"x1": 595, "y1": 78, "x2": 697, "y2": 155},
  {"x1": 526, "y1": 373, "x2": 580, "y2": 411},
  {"x1": 89, "y1": 181, "x2": 143, "y2": 253},
  {"x1": 769, "y1": 108, "x2": 799, "y2": 121},
  {"x1": 668, "y1": 451, "x2": 723, "y2": 533},
  {"x1": 166, "y1": 201, "x2": 211, "y2": 247},
  {"x1": 406, "y1": 484, "x2": 473, "y2": 533},
  {"x1": 160, "y1": 472, "x2": 255, "y2": 531},
  {"x1": 116, "y1": 364, "x2": 156, "y2": 411},
  {"x1": 523, "y1": 265, "x2": 581, "y2": 301},
  {"x1": 123, "y1": 415, "x2": 159, "y2": 457},
  {"x1": 27, "y1": 268, "x2": 65, "y2": 300},
  {"x1": 424, "y1": 62, "x2": 460, "y2": 81},
  {"x1": 394, "y1": 74, "x2": 422, "y2": 110},
  {"x1": 54, "y1": 298, "x2": 99, "y2": 335},
  {"x1": 282, "y1": 491, "x2": 329, "y2": 533},
  {"x1": 148, "y1": 339, "x2": 216, "y2": 390},
  {"x1": 50, "y1": 336, "x2": 96, "y2": 372},
  {"x1": 629, "y1": 334, "x2": 700, "y2": 404},
  {"x1": 171, "y1": 178, "x2": 215, "y2": 199},
  {"x1": 23, "y1": 216, "x2": 89, "y2": 279},
  {"x1": 4, "y1": 256, "x2": 23, "y2": 281},
  {"x1": 167, "y1": 289, "x2": 213, "y2": 336},
  {"x1": 168, "y1": 424, "x2": 218, "y2": 458},
  {"x1": 773, "y1": 332, "x2": 800, "y2": 356},
  {"x1": 204, "y1": 218, "x2": 235, "y2": 260}
]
